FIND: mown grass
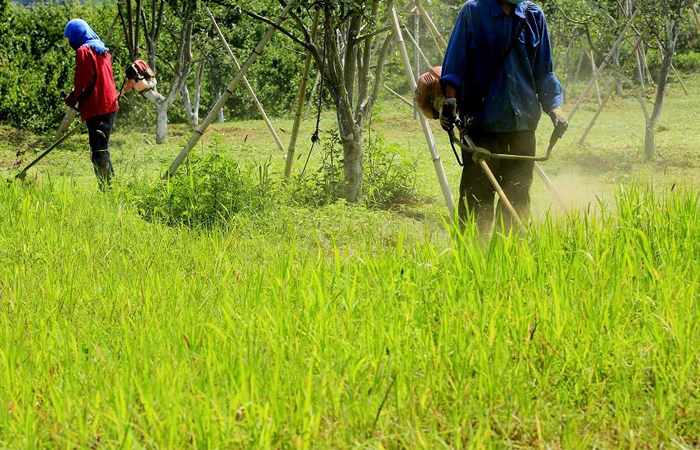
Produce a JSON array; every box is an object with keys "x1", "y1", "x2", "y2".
[{"x1": 1, "y1": 178, "x2": 699, "y2": 448}]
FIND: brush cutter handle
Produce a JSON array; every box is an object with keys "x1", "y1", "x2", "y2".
[{"x1": 449, "y1": 121, "x2": 566, "y2": 163}]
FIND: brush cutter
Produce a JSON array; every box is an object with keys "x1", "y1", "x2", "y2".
[{"x1": 446, "y1": 120, "x2": 569, "y2": 233}]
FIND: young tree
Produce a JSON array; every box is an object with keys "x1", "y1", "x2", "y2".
[
  {"x1": 246, "y1": 0, "x2": 396, "y2": 202},
  {"x1": 639, "y1": 0, "x2": 690, "y2": 159},
  {"x1": 119, "y1": 0, "x2": 197, "y2": 143}
]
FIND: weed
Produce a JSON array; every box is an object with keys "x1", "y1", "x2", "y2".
[{"x1": 127, "y1": 152, "x2": 277, "y2": 229}]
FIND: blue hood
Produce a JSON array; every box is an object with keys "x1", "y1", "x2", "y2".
[{"x1": 64, "y1": 19, "x2": 109, "y2": 55}]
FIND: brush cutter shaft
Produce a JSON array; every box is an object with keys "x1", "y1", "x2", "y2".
[
  {"x1": 534, "y1": 163, "x2": 566, "y2": 210},
  {"x1": 457, "y1": 130, "x2": 527, "y2": 233},
  {"x1": 15, "y1": 123, "x2": 83, "y2": 180},
  {"x1": 477, "y1": 158, "x2": 527, "y2": 234}
]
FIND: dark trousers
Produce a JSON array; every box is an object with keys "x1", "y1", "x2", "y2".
[
  {"x1": 458, "y1": 130, "x2": 536, "y2": 234},
  {"x1": 86, "y1": 112, "x2": 117, "y2": 190}
]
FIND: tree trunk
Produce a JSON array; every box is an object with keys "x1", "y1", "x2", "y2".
[
  {"x1": 337, "y1": 102, "x2": 363, "y2": 202},
  {"x1": 156, "y1": 102, "x2": 168, "y2": 144},
  {"x1": 181, "y1": 84, "x2": 199, "y2": 130},
  {"x1": 217, "y1": 90, "x2": 225, "y2": 123},
  {"x1": 342, "y1": 132, "x2": 364, "y2": 203},
  {"x1": 644, "y1": 19, "x2": 679, "y2": 160},
  {"x1": 644, "y1": 121, "x2": 656, "y2": 160}
]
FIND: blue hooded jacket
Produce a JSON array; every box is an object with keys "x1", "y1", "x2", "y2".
[{"x1": 64, "y1": 19, "x2": 109, "y2": 55}]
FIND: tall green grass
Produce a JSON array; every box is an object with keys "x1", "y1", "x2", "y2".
[{"x1": 0, "y1": 181, "x2": 698, "y2": 448}]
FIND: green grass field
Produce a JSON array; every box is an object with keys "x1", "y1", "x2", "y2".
[{"x1": 1, "y1": 76, "x2": 699, "y2": 448}]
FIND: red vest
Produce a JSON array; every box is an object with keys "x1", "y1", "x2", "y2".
[{"x1": 71, "y1": 46, "x2": 119, "y2": 121}]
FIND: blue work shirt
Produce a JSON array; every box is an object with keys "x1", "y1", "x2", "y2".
[{"x1": 441, "y1": 0, "x2": 563, "y2": 134}]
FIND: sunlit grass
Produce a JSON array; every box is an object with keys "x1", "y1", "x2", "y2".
[{"x1": 0, "y1": 179, "x2": 698, "y2": 447}]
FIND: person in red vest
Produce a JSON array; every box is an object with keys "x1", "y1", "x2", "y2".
[{"x1": 63, "y1": 19, "x2": 119, "y2": 190}]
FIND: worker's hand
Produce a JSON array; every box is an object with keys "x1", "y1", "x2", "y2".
[
  {"x1": 549, "y1": 106, "x2": 569, "y2": 136},
  {"x1": 440, "y1": 98, "x2": 458, "y2": 132},
  {"x1": 63, "y1": 92, "x2": 77, "y2": 108}
]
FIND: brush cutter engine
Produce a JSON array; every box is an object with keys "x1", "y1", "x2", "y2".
[
  {"x1": 415, "y1": 66, "x2": 444, "y2": 120},
  {"x1": 124, "y1": 60, "x2": 157, "y2": 94}
]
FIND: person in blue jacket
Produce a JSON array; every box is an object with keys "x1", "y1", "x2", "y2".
[{"x1": 440, "y1": 0, "x2": 568, "y2": 234}]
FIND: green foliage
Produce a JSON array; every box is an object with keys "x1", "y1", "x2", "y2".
[
  {"x1": 363, "y1": 133, "x2": 420, "y2": 209},
  {"x1": 289, "y1": 132, "x2": 345, "y2": 208},
  {"x1": 673, "y1": 51, "x2": 700, "y2": 72},
  {"x1": 290, "y1": 131, "x2": 420, "y2": 209},
  {"x1": 0, "y1": 2, "x2": 125, "y2": 132},
  {"x1": 128, "y1": 151, "x2": 277, "y2": 228},
  {"x1": 196, "y1": 2, "x2": 311, "y2": 121}
]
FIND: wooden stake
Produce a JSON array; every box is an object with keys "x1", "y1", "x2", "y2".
[
  {"x1": 205, "y1": 5, "x2": 285, "y2": 153},
  {"x1": 692, "y1": 4, "x2": 700, "y2": 36},
  {"x1": 589, "y1": 50, "x2": 602, "y2": 105},
  {"x1": 415, "y1": 2, "x2": 447, "y2": 53},
  {"x1": 578, "y1": 30, "x2": 647, "y2": 145},
  {"x1": 390, "y1": 7, "x2": 455, "y2": 218},
  {"x1": 568, "y1": 9, "x2": 639, "y2": 122},
  {"x1": 384, "y1": 85, "x2": 413, "y2": 108},
  {"x1": 284, "y1": 9, "x2": 321, "y2": 179},
  {"x1": 165, "y1": 1, "x2": 297, "y2": 179}
]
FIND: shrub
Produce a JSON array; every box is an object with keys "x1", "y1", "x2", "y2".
[
  {"x1": 290, "y1": 131, "x2": 420, "y2": 210},
  {"x1": 646, "y1": 49, "x2": 700, "y2": 79},
  {"x1": 364, "y1": 134, "x2": 420, "y2": 209},
  {"x1": 289, "y1": 132, "x2": 345, "y2": 208},
  {"x1": 128, "y1": 152, "x2": 277, "y2": 229},
  {"x1": 673, "y1": 52, "x2": 700, "y2": 72}
]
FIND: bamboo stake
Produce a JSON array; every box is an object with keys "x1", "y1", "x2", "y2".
[
  {"x1": 569, "y1": 48, "x2": 585, "y2": 99},
  {"x1": 641, "y1": 46, "x2": 653, "y2": 85},
  {"x1": 578, "y1": 30, "x2": 647, "y2": 145},
  {"x1": 415, "y1": 2, "x2": 447, "y2": 53},
  {"x1": 390, "y1": 7, "x2": 455, "y2": 218},
  {"x1": 204, "y1": 5, "x2": 285, "y2": 153},
  {"x1": 578, "y1": 78, "x2": 617, "y2": 146},
  {"x1": 165, "y1": 1, "x2": 297, "y2": 179},
  {"x1": 384, "y1": 85, "x2": 413, "y2": 107},
  {"x1": 284, "y1": 9, "x2": 320, "y2": 179},
  {"x1": 555, "y1": 33, "x2": 576, "y2": 74},
  {"x1": 672, "y1": 64, "x2": 689, "y2": 95},
  {"x1": 568, "y1": 9, "x2": 639, "y2": 122},
  {"x1": 589, "y1": 50, "x2": 602, "y2": 105},
  {"x1": 304, "y1": 73, "x2": 322, "y2": 119},
  {"x1": 635, "y1": 46, "x2": 646, "y2": 91},
  {"x1": 414, "y1": 10, "x2": 420, "y2": 120},
  {"x1": 403, "y1": 25, "x2": 432, "y2": 70},
  {"x1": 692, "y1": 4, "x2": 700, "y2": 35}
]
